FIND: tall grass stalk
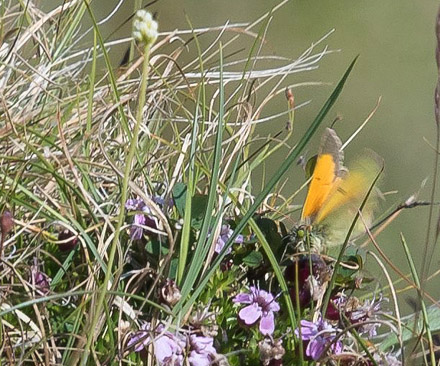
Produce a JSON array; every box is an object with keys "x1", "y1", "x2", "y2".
[{"x1": 79, "y1": 33, "x2": 154, "y2": 366}]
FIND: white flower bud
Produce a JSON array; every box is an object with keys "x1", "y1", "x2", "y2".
[{"x1": 132, "y1": 10, "x2": 158, "y2": 46}]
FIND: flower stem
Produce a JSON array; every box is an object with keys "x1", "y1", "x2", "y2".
[{"x1": 79, "y1": 44, "x2": 152, "y2": 366}]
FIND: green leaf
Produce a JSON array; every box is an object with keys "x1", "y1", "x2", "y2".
[
  {"x1": 242, "y1": 251, "x2": 264, "y2": 268},
  {"x1": 169, "y1": 258, "x2": 179, "y2": 280},
  {"x1": 191, "y1": 194, "x2": 209, "y2": 229},
  {"x1": 171, "y1": 183, "x2": 208, "y2": 230},
  {"x1": 255, "y1": 217, "x2": 283, "y2": 258},
  {"x1": 172, "y1": 182, "x2": 187, "y2": 217}
]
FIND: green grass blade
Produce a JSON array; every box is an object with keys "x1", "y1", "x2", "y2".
[
  {"x1": 177, "y1": 93, "x2": 200, "y2": 285},
  {"x1": 179, "y1": 43, "x2": 226, "y2": 302}
]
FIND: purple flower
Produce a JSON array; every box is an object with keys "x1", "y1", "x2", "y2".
[
  {"x1": 188, "y1": 335, "x2": 217, "y2": 366},
  {"x1": 295, "y1": 317, "x2": 342, "y2": 361},
  {"x1": 127, "y1": 323, "x2": 185, "y2": 365},
  {"x1": 214, "y1": 224, "x2": 244, "y2": 254},
  {"x1": 125, "y1": 198, "x2": 158, "y2": 240},
  {"x1": 233, "y1": 286, "x2": 280, "y2": 335},
  {"x1": 349, "y1": 295, "x2": 387, "y2": 337},
  {"x1": 31, "y1": 258, "x2": 51, "y2": 295},
  {"x1": 153, "y1": 195, "x2": 174, "y2": 208},
  {"x1": 127, "y1": 323, "x2": 222, "y2": 366}
]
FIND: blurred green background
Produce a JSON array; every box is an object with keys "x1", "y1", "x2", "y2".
[{"x1": 89, "y1": 0, "x2": 439, "y2": 309}]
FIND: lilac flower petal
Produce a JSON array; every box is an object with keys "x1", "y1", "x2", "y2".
[
  {"x1": 189, "y1": 350, "x2": 211, "y2": 366},
  {"x1": 134, "y1": 213, "x2": 146, "y2": 225},
  {"x1": 239, "y1": 303, "x2": 262, "y2": 325},
  {"x1": 235, "y1": 234, "x2": 244, "y2": 244},
  {"x1": 233, "y1": 293, "x2": 253, "y2": 304},
  {"x1": 260, "y1": 311, "x2": 275, "y2": 335},
  {"x1": 249, "y1": 285, "x2": 258, "y2": 294},
  {"x1": 188, "y1": 334, "x2": 217, "y2": 366},
  {"x1": 269, "y1": 300, "x2": 281, "y2": 312},
  {"x1": 213, "y1": 223, "x2": 244, "y2": 254},
  {"x1": 220, "y1": 224, "x2": 231, "y2": 236},
  {"x1": 258, "y1": 289, "x2": 274, "y2": 303},
  {"x1": 126, "y1": 198, "x2": 145, "y2": 211},
  {"x1": 307, "y1": 337, "x2": 326, "y2": 361},
  {"x1": 190, "y1": 335, "x2": 215, "y2": 353},
  {"x1": 127, "y1": 331, "x2": 149, "y2": 352},
  {"x1": 130, "y1": 226, "x2": 144, "y2": 240},
  {"x1": 125, "y1": 199, "x2": 138, "y2": 210},
  {"x1": 214, "y1": 238, "x2": 226, "y2": 254},
  {"x1": 154, "y1": 336, "x2": 175, "y2": 362},
  {"x1": 331, "y1": 340, "x2": 343, "y2": 355},
  {"x1": 295, "y1": 320, "x2": 318, "y2": 340}
]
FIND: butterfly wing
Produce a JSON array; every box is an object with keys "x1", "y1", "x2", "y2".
[
  {"x1": 315, "y1": 151, "x2": 383, "y2": 247},
  {"x1": 301, "y1": 128, "x2": 344, "y2": 222},
  {"x1": 316, "y1": 151, "x2": 382, "y2": 224}
]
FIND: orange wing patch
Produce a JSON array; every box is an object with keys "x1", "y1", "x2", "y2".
[
  {"x1": 301, "y1": 128, "x2": 343, "y2": 222},
  {"x1": 315, "y1": 153, "x2": 382, "y2": 224}
]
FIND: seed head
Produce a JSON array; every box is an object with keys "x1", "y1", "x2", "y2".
[
  {"x1": 133, "y1": 10, "x2": 158, "y2": 46},
  {"x1": 0, "y1": 210, "x2": 14, "y2": 236}
]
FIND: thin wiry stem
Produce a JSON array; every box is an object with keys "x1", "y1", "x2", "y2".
[{"x1": 80, "y1": 43, "x2": 152, "y2": 365}]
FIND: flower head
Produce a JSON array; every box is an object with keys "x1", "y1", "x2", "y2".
[
  {"x1": 0, "y1": 210, "x2": 14, "y2": 236},
  {"x1": 127, "y1": 323, "x2": 185, "y2": 365},
  {"x1": 58, "y1": 229, "x2": 78, "y2": 252},
  {"x1": 188, "y1": 335, "x2": 217, "y2": 366},
  {"x1": 133, "y1": 10, "x2": 158, "y2": 46},
  {"x1": 127, "y1": 323, "x2": 222, "y2": 366},
  {"x1": 259, "y1": 337, "x2": 285, "y2": 366},
  {"x1": 233, "y1": 286, "x2": 280, "y2": 335},
  {"x1": 349, "y1": 295, "x2": 387, "y2": 337},
  {"x1": 160, "y1": 279, "x2": 181, "y2": 307},
  {"x1": 214, "y1": 224, "x2": 243, "y2": 254},
  {"x1": 125, "y1": 198, "x2": 158, "y2": 240},
  {"x1": 295, "y1": 317, "x2": 342, "y2": 361},
  {"x1": 31, "y1": 258, "x2": 51, "y2": 295}
]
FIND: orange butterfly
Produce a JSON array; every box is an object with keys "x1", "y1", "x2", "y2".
[{"x1": 296, "y1": 128, "x2": 382, "y2": 251}]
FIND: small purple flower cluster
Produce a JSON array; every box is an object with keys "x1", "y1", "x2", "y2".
[
  {"x1": 282, "y1": 252, "x2": 392, "y2": 362},
  {"x1": 128, "y1": 323, "x2": 185, "y2": 364},
  {"x1": 128, "y1": 323, "x2": 219, "y2": 366},
  {"x1": 31, "y1": 258, "x2": 51, "y2": 295},
  {"x1": 295, "y1": 316, "x2": 342, "y2": 361},
  {"x1": 214, "y1": 224, "x2": 244, "y2": 254},
  {"x1": 188, "y1": 335, "x2": 218, "y2": 366},
  {"x1": 292, "y1": 294, "x2": 387, "y2": 361},
  {"x1": 349, "y1": 295, "x2": 387, "y2": 337},
  {"x1": 125, "y1": 198, "x2": 159, "y2": 240}
]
